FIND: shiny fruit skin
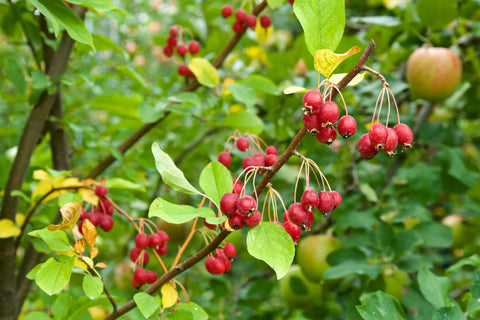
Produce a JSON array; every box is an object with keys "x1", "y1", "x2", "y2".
[
  {"x1": 296, "y1": 234, "x2": 342, "y2": 282},
  {"x1": 279, "y1": 265, "x2": 322, "y2": 309},
  {"x1": 406, "y1": 47, "x2": 462, "y2": 102}
]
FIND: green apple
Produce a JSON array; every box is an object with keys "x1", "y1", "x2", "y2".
[
  {"x1": 296, "y1": 233, "x2": 342, "y2": 282},
  {"x1": 279, "y1": 265, "x2": 322, "y2": 309},
  {"x1": 406, "y1": 47, "x2": 462, "y2": 102}
]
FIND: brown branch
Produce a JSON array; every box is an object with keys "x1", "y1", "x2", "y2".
[
  {"x1": 104, "y1": 39, "x2": 377, "y2": 320},
  {"x1": 87, "y1": 1, "x2": 268, "y2": 179}
]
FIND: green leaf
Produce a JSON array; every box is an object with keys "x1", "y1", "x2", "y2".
[
  {"x1": 227, "y1": 83, "x2": 257, "y2": 108},
  {"x1": 134, "y1": 292, "x2": 161, "y2": 318},
  {"x1": 92, "y1": 34, "x2": 127, "y2": 58},
  {"x1": 30, "y1": 0, "x2": 94, "y2": 48},
  {"x1": 221, "y1": 112, "x2": 265, "y2": 135},
  {"x1": 167, "y1": 302, "x2": 208, "y2": 320},
  {"x1": 417, "y1": 0, "x2": 458, "y2": 30},
  {"x1": 23, "y1": 311, "x2": 51, "y2": 320},
  {"x1": 293, "y1": 0, "x2": 345, "y2": 55},
  {"x1": 403, "y1": 163, "x2": 442, "y2": 205},
  {"x1": 28, "y1": 228, "x2": 72, "y2": 252},
  {"x1": 169, "y1": 92, "x2": 202, "y2": 108},
  {"x1": 52, "y1": 294, "x2": 72, "y2": 320},
  {"x1": 151, "y1": 142, "x2": 202, "y2": 195},
  {"x1": 323, "y1": 260, "x2": 381, "y2": 280},
  {"x1": 334, "y1": 209, "x2": 378, "y2": 230},
  {"x1": 35, "y1": 256, "x2": 75, "y2": 295},
  {"x1": 188, "y1": 57, "x2": 219, "y2": 88},
  {"x1": 435, "y1": 146, "x2": 480, "y2": 192},
  {"x1": 246, "y1": 222, "x2": 295, "y2": 279},
  {"x1": 448, "y1": 254, "x2": 480, "y2": 272},
  {"x1": 5, "y1": 58, "x2": 26, "y2": 94},
  {"x1": 418, "y1": 265, "x2": 451, "y2": 309},
  {"x1": 31, "y1": 70, "x2": 52, "y2": 90},
  {"x1": 90, "y1": 93, "x2": 143, "y2": 119},
  {"x1": 64, "y1": 0, "x2": 116, "y2": 12},
  {"x1": 117, "y1": 65, "x2": 151, "y2": 95},
  {"x1": 356, "y1": 291, "x2": 406, "y2": 320},
  {"x1": 238, "y1": 75, "x2": 280, "y2": 95},
  {"x1": 149, "y1": 197, "x2": 217, "y2": 224},
  {"x1": 411, "y1": 222, "x2": 452, "y2": 248},
  {"x1": 105, "y1": 177, "x2": 146, "y2": 191},
  {"x1": 359, "y1": 183, "x2": 378, "y2": 202},
  {"x1": 82, "y1": 275, "x2": 104, "y2": 300},
  {"x1": 433, "y1": 304, "x2": 466, "y2": 320},
  {"x1": 199, "y1": 162, "x2": 232, "y2": 209},
  {"x1": 471, "y1": 270, "x2": 480, "y2": 300},
  {"x1": 266, "y1": 0, "x2": 284, "y2": 9}
]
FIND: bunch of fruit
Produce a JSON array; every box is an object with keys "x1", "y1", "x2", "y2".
[
  {"x1": 163, "y1": 26, "x2": 201, "y2": 78},
  {"x1": 204, "y1": 243, "x2": 237, "y2": 275},
  {"x1": 78, "y1": 185, "x2": 114, "y2": 233},
  {"x1": 221, "y1": 5, "x2": 271, "y2": 34}
]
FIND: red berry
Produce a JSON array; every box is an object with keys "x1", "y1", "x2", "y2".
[
  {"x1": 252, "y1": 153, "x2": 266, "y2": 167},
  {"x1": 130, "y1": 247, "x2": 150, "y2": 265},
  {"x1": 78, "y1": 220, "x2": 84, "y2": 235},
  {"x1": 134, "y1": 268, "x2": 147, "y2": 284},
  {"x1": 232, "y1": 20, "x2": 246, "y2": 33},
  {"x1": 176, "y1": 44, "x2": 188, "y2": 56},
  {"x1": 289, "y1": 0, "x2": 295, "y2": 4},
  {"x1": 287, "y1": 202, "x2": 308, "y2": 227},
  {"x1": 186, "y1": 68, "x2": 196, "y2": 79},
  {"x1": 393, "y1": 123, "x2": 413, "y2": 148},
  {"x1": 131, "y1": 275, "x2": 141, "y2": 288},
  {"x1": 220, "y1": 192, "x2": 239, "y2": 216},
  {"x1": 95, "y1": 185, "x2": 108, "y2": 197},
  {"x1": 383, "y1": 127, "x2": 399, "y2": 156},
  {"x1": 301, "y1": 189, "x2": 319, "y2": 210},
  {"x1": 203, "y1": 218, "x2": 217, "y2": 229},
  {"x1": 218, "y1": 151, "x2": 232, "y2": 166},
  {"x1": 232, "y1": 179, "x2": 243, "y2": 194},
  {"x1": 86, "y1": 212, "x2": 100, "y2": 227},
  {"x1": 319, "y1": 101, "x2": 340, "y2": 128},
  {"x1": 260, "y1": 14, "x2": 271, "y2": 28},
  {"x1": 357, "y1": 133, "x2": 378, "y2": 159},
  {"x1": 146, "y1": 271, "x2": 158, "y2": 284},
  {"x1": 337, "y1": 115, "x2": 357, "y2": 138},
  {"x1": 223, "y1": 243, "x2": 237, "y2": 258},
  {"x1": 215, "y1": 250, "x2": 231, "y2": 271},
  {"x1": 242, "y1": 157, "x2": 256, "y2": 171},
  {"x1": 244, "y1": 209, "x2": 262, "y2": 227},
  {"x1": 330, "y1": 191, "x2": 342, "y2": 209},
  {"x1": 135, "y1": 233, "x2": 149, "y2": 249},
  {"x1": 169, "y1": 26, "x2": 178, "y2": 36},
  {"x1": 265, "y1": 154, "x2": 278, "y2": 166},
  {"x1": 156, "y1": 244, "x2": 168, "y2": 255},
  {"x1": 205, "y1": 256, "x2": 226, "y2": 275},
  {"x1": 178, "y1": 64, "x2": 189, "y2": 76},
  {"x1": 237, "y1": 195, "x2": 257, "y2": 215},
  {"x1": 246, "y1": 14, "x2": 257, "y2": 28},
  {"x1": 188, "y1": 40, "x2": 200, "y2": 54},
  {"x1": 167, "y1": 36, "x2": 177, "y2": 48},
  {"x1": 228, "y1": 212, "x2": 245, "y2": 230},
  {"x1": 221, "y1": 5, "x2": 233, "y2": 18},
  {"x1": 236, "y1": 137, "x2": 249, "y2": 151},
  {"x1": 99, "y1": 197, "x2": 114, "y2": 215},
  {"x1": 368, "y1": 123, "x2": 388, "y2": 150},
  {"x1": 305, "y1": 210, "x2": 315, "y2": 231},
  {"x1": 129, "y1": 247, "x2": 141, "y2": 263},
  {"x1": 149, "y1": 233, "x2": 163, "y2": 248},
  {"x1": 317, "y1": 191, "x2": 335, "y2": 215},
  {"x1": 99, "y1": 215, "x2": 114, "y2": 231},
  {"x1": 266, "y1": 145, "x2": 278, "y2": 156},
  {"x1": 163, "y1": 46, "x2": 174, "y2": 57},
  {"x1": 80, "y1": 208, "x2": 87, "y2": 219},
  {"x1": 158, "y1": 230, "x2": 169, "y2": 244},
  {"x1": 316, "y1": 127, "x2": 337, "y2": 145},
  {"x1": 283, "y1": 220, "x2": 301, "y2": 245},
  {"x1": 303, "y1": 113, "x2": 322, "y2": 134},
  {"x1": 302, "y1": 90, "x2": 323, "y2": 114},
  {"x1": 235, "y1": 9, "x2": 247, "y2": 21}
]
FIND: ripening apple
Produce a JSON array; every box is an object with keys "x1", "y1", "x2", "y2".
[
  {"x1": 406, "y1": 47, "x2": 462, "y2": 102},
  {"x1": 296, "y1": 233, "x2": 342, "y2": 282},
  {"x1": 279, "y1": 265, "x2": 322, "y2": 309}
]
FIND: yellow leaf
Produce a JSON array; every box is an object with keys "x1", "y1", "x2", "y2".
[
  {"x1": 31, "y1": 170, "x2": 68, "y2": 202},
  {"x1": 75, "y1": 258, "x2": 89, "y2": 271},
  {"x1": 188, "y1": 58, "x2": 219, "y2": 88},
  {"x1": 73, "y1": 239, "x2": 86, "y2": 254},
  {"x1": 229, "y1": 103, "x2": 245, "y2": 113},
  {"x1": 82, "y1": 256, "x2": 95, "y2": 269},
  {"x1": 0, "y1": 219, "x2": 21, "y2": 238},
  {"x1": 82, "y1": 219, "x2": 98, "y2": 259},
  {"x1": 161, "y1": 283, "x2": 178, "y2": 309},
  {"x1": 222, "y1": 77, "x2": 235, "y2": 95},
  {"x1": 329, "y1": 72, "x2": 366, "y2": 86},
  {"x1": 15, "y1": 213, "x2": 25, "y2": 227},
  {"x1": 57, "y1": 250, "x2": 75, "y2": 257},
  {"x1": 244, "y1": 46, "x2": 271, "y2": 66},
  {"x1": 283, "y1": 86, "x2": 308, "y2": 95},
  {"x1": 314, "y1": 46, "x2": 361, "y2": 78},
  {"x1": 95, "y1": 262, "x2": 108, "y2": 269},
  {"x1": 224, "y1": 219, "x2": 235, "y2": 232},
  {"x1": 48, "y1": 202, "x2": 82, "y2": 231},
  {"x1": 255, "y1": 24, "x2": 273, "y2": 43}
]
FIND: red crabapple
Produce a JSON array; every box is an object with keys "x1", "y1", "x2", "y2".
[
  {"x1": 99, "y1": 215, "x2": 114, "y2": 231},
  {"x1": 237, "y1": 195, "x2": 257, "y2": 215},
  {"x1": 246, "y1": 14, "x2": 257, "y2": 28},
  {"x1": 236, "y1": 137, "x2": 249, "y2": 151},
  {"x1": 244, "y1": 209, "x2": 262, "y2": 227},
  {"x1": 301, "y1": 189, "x2": 319, "y2": 210},
  {"x1": 260, "y1": 15, "x2": 271, "y2": 28},
  {"x1": 176, "y1": 44, "x2": 187, "y2": 56},
  {"x1": 330, "y1": 191, "x2": 342, "y2": 209},
  {"x1": 316, "y1": 127, "x2": 337, "y2": 145},
  {"x1": 317, "y1": 191, "x2": 335, "y2": 215},
  {"x1": 134, "y1": 268, "x2": 148, "y2": 284},
  {"x1": 337, "y1": 115, "x2": 357, "y2": 138},
  {"x1": 368, "y1": 123, "x2": 388, "y2": 150},
  {"x1": 265, "y1": 154, "x2": 278, "y2": 166},
  {"x1": 393, "y1": 123, "x2": 413, "y2": 148},
  {"x1": 287, "y1": 202, "x2": 308, "y2": 226},
  {"x1": 232, "y1": 20, "x2": 246, "y2": 33},
  {"x1": 319, "y1": 101, "x2": 340, "y2": 128},
  {"x1": 221, "y1": 5, "x2": 233, "y2": 18},
  {"x1": 95, "y1": 185, "x2": 108, "y2": 197},
  {"x1": 224, "y1": 243, "x2": 237, "y2": 258},
  {"x1": 146, "y1": 271, "x2": 158, "y2": 284},
  {"x1": 383, "y1": 127, "x2": 399, "y2": 156},
  {"x1": 266, "y1": 145, "x2": 278, "y2": 155},
  {"x1": 220, "y1": 192, "x2": 239, "y2": 216},
  {"x1": 135, "y1": 232, "x2": 149, "y2": 249},
  {"x1": 302, "y1": 90, "x2": 323, "y2": 114},
  {"x1": 188, "y1": 40, "x2": 200, "y2": 54},
  {"x1": 218, "y1": 151, "x2": 232, "y2": 166},
  {"x1": 358, "y1": 133, "x2": 378, "y2": 159},
  {"x1": 303, "y1": 113, "x2": 322, "y2": 134},
  {"x1": 283, "y1": 220, "x2": 301, "y2": 244}
]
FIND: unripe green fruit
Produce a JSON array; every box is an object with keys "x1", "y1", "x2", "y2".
[
  {"x1": 296, "y1": 233, "x2": 342, "y2": 282},
  {"x1": 279, "y1": 265, "x2": 322, "y2": 309},
  {"x1": 406, "y1": 47, "x2": 462, "y2": 102},
  {"x1": 382, "y1": 265, "x2": 410, "y2": 301},
  {"x1": 442, "y1": 214, "x2": 476, "y2": 248}
]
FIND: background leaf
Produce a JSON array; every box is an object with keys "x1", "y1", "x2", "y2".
[
  {"x1": 82, "y1": 275, "x2": 103, "y2": 300},
  {"x1": 188, "y1": 58, "x2": 219, "y2": 88},
  {"x1": 35, "y1": 256, "x2": 75, "y2": 295},
  {"x1": 149, "y1": 198, "x2": 216, "y2": 224},
  {"x1": 356, "y1": 291, "x2": 406, "y2": 320},
  {"x1": 416, "y1": 0, "x2": 458, "y2": 30},
  {"x1": 418, "y1": 265, "x2": 451, "y2": 309},
  {"x1": 134, "y1": 292, "x2": 161, "y2": 318},
  {"x1": 199, "y1": 162, "x2": 232, "y2": 209}
]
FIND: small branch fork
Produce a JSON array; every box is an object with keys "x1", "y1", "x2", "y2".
[{"x1": 104, "y1": 39, "x2": 377, "y2": 320}]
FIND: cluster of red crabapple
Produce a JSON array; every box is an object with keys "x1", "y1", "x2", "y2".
[
  {"x1": 163, "y1": 26, "x2": 201, "y2": 78},
  {"x1": 204, "y1": 242, "x2": 237, "y2": 275},
  {"x1": 129, "y1": 230, "x2": 170, "y2": 288},
  {"x1": 221, "y1": 5, "x2": 272, "y2": 33},
  {"x1": 78, "y1": 185, "x2": 114, "y2": 233},
  {"x1": 301, "y1": 81, "x2": 413, "y2": 159}
]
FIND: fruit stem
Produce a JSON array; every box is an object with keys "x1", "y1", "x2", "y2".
[{"x1": 171, "y1": 216, "x2": 199, "y2": 270}]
